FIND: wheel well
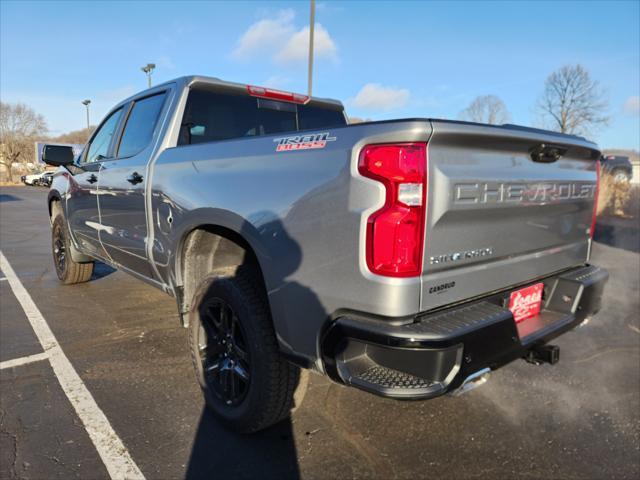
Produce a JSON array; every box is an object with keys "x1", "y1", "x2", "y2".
[
  {"x1": 179, "y1": 226, "x2": 267, "y2": 320},
  {"x1": 49, "y1": 197, "x2": 62, "y2": 223}
]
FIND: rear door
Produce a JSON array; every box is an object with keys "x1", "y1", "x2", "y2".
[
  {"x1": 66, "y1": 107, "x2": 124, "y2": 258},
  {"x1": 420, "y1": 121, "x2": 600, "y2": 310},
  {"x1": 97, "y1": 91, "x2": 167, "y2": 278}
]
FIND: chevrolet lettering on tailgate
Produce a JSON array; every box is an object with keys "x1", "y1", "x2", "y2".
[{"x1": 454, "y1": 181, "x2": 596, "y2": 205}]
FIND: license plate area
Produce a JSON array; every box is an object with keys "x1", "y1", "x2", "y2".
[{"x1": 508, "y1": 283, "x2": 544, "y2": 324}]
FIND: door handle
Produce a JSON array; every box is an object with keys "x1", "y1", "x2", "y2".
[
  {"x1": 87, "y1": 174, "x2": 98, "y2": 184},
  {"x1": 126, "y1": 172, "x2": 144, "y2": 185}
]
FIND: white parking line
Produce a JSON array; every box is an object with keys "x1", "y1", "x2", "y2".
[
  {"x1": 0, "y1": 351, "x2": 49, "y2": 370},
  {"x1": 0, "y1": 251, "x2": 145, "y2": 480}
]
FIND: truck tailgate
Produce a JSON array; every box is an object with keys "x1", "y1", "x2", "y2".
[{"x1": 421, "y1": 120, "x2": 600, "y2": 310}]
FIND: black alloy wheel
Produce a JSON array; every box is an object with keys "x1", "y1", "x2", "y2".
[
  {"x1": 53, "y1": 223, "x2": 67, "y2": 275},
  {"x1": 197, "y1": 298, "x2": 251, "y2": 406}
]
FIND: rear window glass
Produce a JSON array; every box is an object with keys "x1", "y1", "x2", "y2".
[
  {"x1": 178, "y1": 88, "x2": 345, "y2": 146},
  {"x1": 298, "y1": 104, "x2": 346, "y2": 130}
]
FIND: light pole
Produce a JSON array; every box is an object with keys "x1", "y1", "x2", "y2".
[
  {"x1": 141, "y1": 63, "x2": 156, "y2": 88},
  {"x1": 81, "y1": 99, "x2": 91, "y2": 129},
  {"x1": 307, "y1": 0, "x2": 315, "y2": 97}
]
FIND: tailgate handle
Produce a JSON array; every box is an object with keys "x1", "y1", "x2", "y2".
[{"x1": 530, "y1": 144, "x2": 567, "y2": 163}]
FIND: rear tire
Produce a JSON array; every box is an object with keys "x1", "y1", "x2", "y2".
[
  {"x1": 51, "y1": 215, "x2": 93, "y2": 284},
  {"x1": 188, "y1": 269, "x2": 300, "y2": 433}
]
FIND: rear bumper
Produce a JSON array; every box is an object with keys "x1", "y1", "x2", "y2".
[{"x1": 321, "y1": 264, "x2": 608, "y2": 399}]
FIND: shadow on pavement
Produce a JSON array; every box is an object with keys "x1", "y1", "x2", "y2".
[
  {"x1": 0, "y1": 194, "x2": 22, "y2": 202},
  {"x1": 186, "y1": 409, "x2": 299, "y2": 480},
  {"x1": 91, "y1": 261, "x2": 117, "y2": 280}
]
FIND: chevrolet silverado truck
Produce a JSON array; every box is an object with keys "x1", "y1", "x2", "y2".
[{"x1": 42, "y1": 76, "x2": 608, "y2": 433}]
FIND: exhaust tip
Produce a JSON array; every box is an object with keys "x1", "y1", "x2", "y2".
[{"x1": 449, "y1": 368, "x2": 491, "y2": 397}]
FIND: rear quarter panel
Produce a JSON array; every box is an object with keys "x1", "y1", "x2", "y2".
[{"x1": 150, "y1": 121, "x2": 432, "y2": 365}]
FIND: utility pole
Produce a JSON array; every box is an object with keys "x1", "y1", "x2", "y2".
[
  {"x1": 141, "y1": 63, "x2": 156, "y2": 88},
  {"x1": 81, "y1": 99, "x2": 91, "y2": 129},
  {"x1": 307, "y1": 0, "x2": 315, "y2": 97}
]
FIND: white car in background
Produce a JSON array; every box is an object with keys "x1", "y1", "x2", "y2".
[{"x1": 21, "y1": 171, "x2": 53, "y2": 186}]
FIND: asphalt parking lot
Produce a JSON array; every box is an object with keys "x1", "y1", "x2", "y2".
[{"x1": 1, "y1": 185, "x2": 639, "y2": 480}]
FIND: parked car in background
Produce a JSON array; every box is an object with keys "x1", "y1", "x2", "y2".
[
  {"x1": 39, "y1": 172, "x2": 54, "y2": 187},
  {"x1": 601, "y1": 155, "x2": 632, "y2": 182},
  {"x1": 42, "y1": 76, "x2": 608, "y2": 434},
  {"x1": 21, "y1": 171, "x2": 52, "y2": 186}
]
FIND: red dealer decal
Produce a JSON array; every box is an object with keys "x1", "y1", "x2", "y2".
[
  {"x1": 273, "y1": 132, "x2": 336, "y2": 152},
  {"x1": 509, "y1": 283, "x2": 544, "y2": 323}
]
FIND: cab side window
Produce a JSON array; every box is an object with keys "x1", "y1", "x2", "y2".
[
  {"x1": 117, "y1": 93, "x2": 166, "y2": 158},
  {"x1": 84, "y1": 108, "x2": 123, "y2": 163}
]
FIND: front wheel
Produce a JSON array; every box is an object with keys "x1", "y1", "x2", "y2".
[
  {"x1": 612, "y1": 170, "x2": 630, "y2": 183},
  {"x1": 51, "y1": 215, "x2": 94, "y2": 284},
  {"x1": 188, "y1": 270, "x2": 301, "y2": 433}
]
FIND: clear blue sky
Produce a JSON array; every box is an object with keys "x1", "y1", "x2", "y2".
[{"x1": 1, "y1": 0, "x2": 638, "y2": 149}]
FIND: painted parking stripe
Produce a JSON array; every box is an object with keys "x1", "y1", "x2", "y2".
[
  {"x1": 0, "y1": 352, "x2": 49, "y2": 370},
  {"x1": 0, "y1": 251, "x2": 145, "y2": 480}
]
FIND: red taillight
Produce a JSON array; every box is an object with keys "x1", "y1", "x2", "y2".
[
  {"x1": 358, "y1": 143, "x2": 427, "y2": 277},
  {"x1": 246, "y1": 85, "x2": 310, "y2": 104},
  {"x1": 590, "y1": 159, "x2": 601, "y2": 239}
]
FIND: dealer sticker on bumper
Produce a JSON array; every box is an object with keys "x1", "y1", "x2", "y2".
[{"x1": 509, "y1": 283, "x2": 544, "y2": 323}]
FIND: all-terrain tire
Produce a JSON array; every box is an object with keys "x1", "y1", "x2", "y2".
[
  {"x1": 51, "y1": 214, "x2": 93, "y2": 284},
  {"x1": 188, "y1": 269, "x2": 301, "y2": 433}
]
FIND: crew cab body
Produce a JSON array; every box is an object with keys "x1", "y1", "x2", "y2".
[{"x1": 46, "y1": 75, "x2": 607, "y2": 407}]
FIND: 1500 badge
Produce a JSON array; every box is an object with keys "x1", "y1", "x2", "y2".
[{"x1": 274, "y1": 132, "x2": 336, "y2": 152}]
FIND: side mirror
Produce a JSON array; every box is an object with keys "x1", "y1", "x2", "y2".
[{"x1": 42, "y1": 145, "x2": 75, "y2": 167}]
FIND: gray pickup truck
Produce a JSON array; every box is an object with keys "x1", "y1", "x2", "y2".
[{"x1": 43, "y1": 76, "x2": 608, "y2": 433}]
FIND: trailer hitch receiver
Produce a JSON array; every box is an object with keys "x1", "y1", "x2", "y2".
[{"x1": 524, "y1": 344, "x2": 560, "y2": 365}]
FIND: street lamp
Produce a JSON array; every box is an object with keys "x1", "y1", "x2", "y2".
[
  {"x1": 141, "y1": 63, "x2": 156, "y2": 88},
  {"x1": 308, "y1": 0, "x2": 315, "y2": 97},
  {"x1": 81, "y1": 99, "x2": 91, "y2": 130}
]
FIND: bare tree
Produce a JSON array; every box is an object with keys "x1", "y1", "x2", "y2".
[
  {"x1": 0, "y1": 102, "x2": 47, "y2": 181},
  {"x1": 537, "y1": 64, "x2": 609, "y2": 136},
  {"x1": 459, "y1": 95, "x2": 511, "y2": 125}
]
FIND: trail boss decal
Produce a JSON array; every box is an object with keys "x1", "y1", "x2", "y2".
[{"x1": 274, "y1": 132, "x2": 336, "y2": 152}]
